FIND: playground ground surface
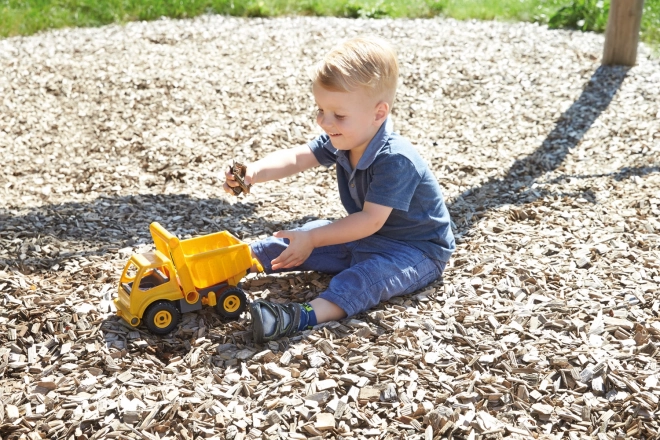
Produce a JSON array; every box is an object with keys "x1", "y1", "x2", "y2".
[{"x1": 1, "y1": 15, "x2": 659, "y2": 440}]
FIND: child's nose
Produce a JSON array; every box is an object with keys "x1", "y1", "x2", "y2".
[{"x1": 317, "y1": 114, "x2": 330, "y2": 128}]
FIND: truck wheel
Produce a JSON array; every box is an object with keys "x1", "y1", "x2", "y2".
[
  {"x1": 144, "y1": 301, "x2": 181, "y2": 335},
  {"x1": 216, "y1": 287, "x2": 247, "y2": 319}
]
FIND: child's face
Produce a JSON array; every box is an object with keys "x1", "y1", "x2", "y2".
[{"x1": 312, "y1": 82, "x2": 386, "y2": 156}]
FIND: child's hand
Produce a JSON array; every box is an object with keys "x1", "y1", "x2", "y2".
[
  {"x1": 271, "y1": 230, "x2": 314, "y2": 270},
  {"x1": 223, "y1": 162, "x2": 257, "y2": 196}
]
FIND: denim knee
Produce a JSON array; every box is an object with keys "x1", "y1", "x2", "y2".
[
  {"x1": 319, "y1": 247, "x2": 441, "y2": 317},
  {"x1": 250, "y1": 219, "x2": 350, "y2": 274}
]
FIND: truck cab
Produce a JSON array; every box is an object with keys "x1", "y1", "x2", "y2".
[{"x1": 115, "y1": 250, "x2": 182, "y2": 331}]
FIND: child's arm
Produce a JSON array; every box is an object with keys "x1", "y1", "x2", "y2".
[
  {"x1": 271, "y1": 202, "x2": 393, "y2": 270},
  {"x1": 224, "y1": 145, "x2": 320, "y2": 194}
]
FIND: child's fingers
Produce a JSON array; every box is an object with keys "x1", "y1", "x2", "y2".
[
  {"x1": 271, "y1": 249, "x2": 300, "y2": 269},
  {"x1": 222, "y1": 165, "x2": 242, "y2": 195},
  {"x1": 222, "y1": 182, "x2": 234, "y2": 194},
  {"x1": 224, "y1": 167, "x2": 237, "y2": 183},
  {"x1": 272, "y1": 258, "x2": 300, "y2": 270},
  {"x1": 273, "y1": 230, "x2": 288, "y2": 239},
  {"x1": 271, "y1": 233, "x2": 290, "y2": 268},
  {"x1": 271, "y1": 251, "x2": 289, "y2": 267}
]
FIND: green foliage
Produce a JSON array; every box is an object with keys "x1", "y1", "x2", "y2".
[
  {"x1": 435, "y1": 0, "x2": 566, "y2": 24},
  {"x1": 425, "y1": 0, "x2": 447, "y2": 15},
  {"x1": 244, "y1": 0, "x2": 271, "y2": 17},
  {"x1": 295, "y1": 0, "x2": 322, "y2": 16},
  {"x1": 548, "y1": 0, "x2": 609, "y2": 32},
  {"x1": 342, "y1": 0, "x2": 388, "y2": 18},
  {"x1": 0, "y1": 0, "x2": 658, "y2": 51},
  {"x1": 641, "y1": 0, "x2": 660, "y2": 48}
]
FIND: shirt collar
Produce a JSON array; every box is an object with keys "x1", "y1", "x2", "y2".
[{"x1": 335, "y1": 117, "x2": 393, "y2": 171}]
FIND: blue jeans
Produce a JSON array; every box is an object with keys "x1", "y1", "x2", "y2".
[{"x1": 250, "y1": 220, "x2": 446, "y2": 317}]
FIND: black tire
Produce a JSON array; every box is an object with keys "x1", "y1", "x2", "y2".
[
  {"x1": 144, "y1": 301, "x2": 181, "y2": 335},
  {"x1": 215, "y1": 286, "x2": 247, "y2": 318}
]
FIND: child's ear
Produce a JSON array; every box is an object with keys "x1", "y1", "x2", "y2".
[{"x1": 374, "y1": 101, "x2": 390, "y2": 124}]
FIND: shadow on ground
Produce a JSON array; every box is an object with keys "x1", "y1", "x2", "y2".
[
  {"x1": 446, "y1": 65, "x2": 659, "y2": 222},
  {"x1": 2, "y1": 66, "x2": 659, "y2": 274},
  {"x1": 0, "y1": 194, "x2": 273, "y2": 270}
]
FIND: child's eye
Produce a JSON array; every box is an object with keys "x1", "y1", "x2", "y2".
[
  {"x1": 316, "y1": 109, "x2": 324, "y2": 116},
  {"x1": 335, "y1": 114, "x2": 345, "y2": 120}
]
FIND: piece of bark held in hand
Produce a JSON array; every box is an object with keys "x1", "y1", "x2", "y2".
[{"x1": 230, "y1": 161, "x2": 251, "y2": 195}]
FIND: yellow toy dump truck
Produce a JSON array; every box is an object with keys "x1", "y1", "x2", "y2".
[{"x1": 114, "y1": 222, "x2": 261, "y2": 335}]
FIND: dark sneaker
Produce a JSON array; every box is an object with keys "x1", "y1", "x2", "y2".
[{"x1": 249, "y1": 300, "x2": 302, "y2": 344}]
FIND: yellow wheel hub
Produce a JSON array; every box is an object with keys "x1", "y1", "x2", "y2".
[
  {"x1": 223, "y1": 295, "x2": 241, "y2": 313},
  {"x1": 153, "y1": 310, "x2": 172, "y2": 328}
]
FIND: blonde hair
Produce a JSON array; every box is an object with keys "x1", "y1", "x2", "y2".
[{"x1": 311, "y1": 35, "x2": 399, "y2": 105}]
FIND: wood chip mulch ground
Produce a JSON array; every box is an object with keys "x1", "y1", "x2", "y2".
[{"x1": 0, "y1": 15, "x2": 659, "y2": 440}]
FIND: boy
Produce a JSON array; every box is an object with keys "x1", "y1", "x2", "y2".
[{"x1": 224, "y1": 35, "x2": 455, "y2": 344}]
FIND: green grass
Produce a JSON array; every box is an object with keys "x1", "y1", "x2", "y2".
[
  {"x1": 1, "y1": 0, "x2": 658, "y2": 50},
  {"x1": 547, "y1": 0, "x2": 659, "y2": 52}
]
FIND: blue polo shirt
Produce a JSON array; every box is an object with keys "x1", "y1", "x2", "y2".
[{"x1": 308, "y1": 118, "x2": 455, "y2": 263}]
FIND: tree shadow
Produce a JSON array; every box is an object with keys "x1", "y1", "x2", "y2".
[
  {"x1": 0, "y1": 194, "x2": 259, "y2": 269},
  {"x1": 446, "y1": 65, "x2": 651, "y2": 228},
  {"x1": 0, "y1": 188, "x2": 323, "y2": 272},
  {"x1": 543, "y1": 165, "x2": 660, "y2": 184}
]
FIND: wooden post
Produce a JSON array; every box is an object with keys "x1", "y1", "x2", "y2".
[{"x1": 602, "y1": 0, "x2": 645, "y2": 66}]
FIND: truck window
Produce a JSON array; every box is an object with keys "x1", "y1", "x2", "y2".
[
  {"x1": 125, "y1": 262, "x2": 138, "y2": 280},
  {"x1": 121, "y1": 262, "x2": 139, "y2": 295},
  {"x1": 139, "y1": 267, "x2": 170, "y2": 290}
]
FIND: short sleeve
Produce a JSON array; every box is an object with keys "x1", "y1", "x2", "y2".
[
  {"x1": 307, "y1": 134, "x2": 337, "y2": 168},
  {"x1": 365, "y1": 155, "x2": 422, "y2": 211}
]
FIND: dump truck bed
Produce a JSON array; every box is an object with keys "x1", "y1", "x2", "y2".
[
  {"x1": 150, "y1": 223, "x2": 253, "y2": 290},
  {"x1": 178, "y1": 231, "x2": 252, "y2": 288}
]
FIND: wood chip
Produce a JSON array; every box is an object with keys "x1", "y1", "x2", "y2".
[{"x1": 314, "y1": 413, "x2": 336, "y2": 431}]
